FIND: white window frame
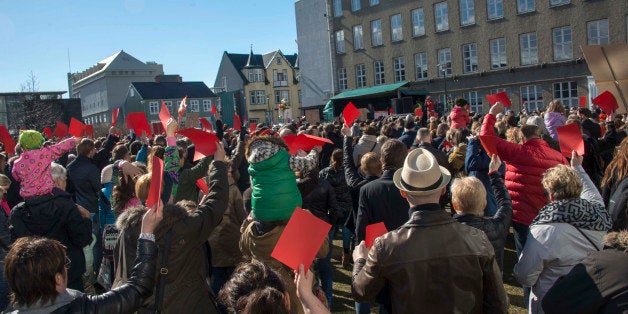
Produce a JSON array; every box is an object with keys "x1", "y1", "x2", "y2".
[
  {"x1": 462, "y1": 43, "x2": 478, "y2": 73},
  {"x1": 520, "y1": 32, "x2": 538, "y2": 66},
  {"x1": 190, "y1": 99, "x2": 199, "y2": 112},
  {"x1": 203, "y1": 100, "x2": 212, "y2": 111},
  {"x1": 356, "y1": 64, "x2": 367, "y2": 88},
  {"x1": 466, "y1": 91, "x2": 483, "y2": 113},
  {"x1": 415, "y1": 52, "x2": 428, "y2": 80},
  {"x1": 351, "y1": 0, "x2": 360, "y2": 11},
  {"x1": 411, "y1": 8, "x2": 425, "y2": 37},
  {"x1": 434, "y1": 2, "x2": 449, "y2": 32},
  {"x1": 149, "y1": 101, "x2": 158, "y2": 115},
  {"x1": 247, "y1": 69, "x2": 254, "y2": 82},
  {"x1": 490, "y1": 37, "x2": 507, "y2": 69},
  {"x1": 391, "y1": 14, "x2": 403, "y2": 42},
  {"x1": 163, "y1": 101, "x2": 173, "y2": 113},
  {"x1": 255, "y1": 69, "x2": 264, "y2": 82},
  {"x1": 338, "y1": 68, "x2": 348, "y2": 91},
  {"x1": 550, "y1": 0, "x2": 569, "y2": 6},
  {"x1": 487, "y1": 0, "x2": 503, "y2": 20},
  {"x1": 333, "y1": 0, "x2": 342, "y2": 17},
  {"x1": 517, "y1": 0, "x2": 535, "y2": 13},
  {"x1": 437, "y1": 48, "x2": 452, "y2": 77},
  {"x1": 371, "y1": 19, "x2": 383, "y2": 46},
  {"x1": 553, "y1": 26, "x2": 573, "y2": 61},
  {"x1": 335, "y1": 30, "x2": 345, "y2": 54},
  {"x1": 393, "y1": 57, "x2": 406, "y2": 82},
  {"x1": 370, "y1": 0, "x2": 379, "y2": 6},
  {"x1": 256, "y1": 91, "x2": 266, "y2": 105},
  {"x1": 353, "y1": 25, "x2": 364, "y2": 50},
  {"x1": 521, "y1": 85, "x2": 544, "y2": 112},
  {"x1": 553, "y1": 81, "x2": 578, "y2": 108},
  {"x1": 587, "y1": 19, "x2": 609, "y2": 45},
  {"x1": 459, "y1": 0, "x2": 475, "y2": 26},
  {"x1": 374, "y1": 60, "x2": 385, "y2": 85}
]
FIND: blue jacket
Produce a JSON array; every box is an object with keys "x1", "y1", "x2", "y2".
[{"x1": 465, "y1": 138, "x2": 505, "y2": 216}]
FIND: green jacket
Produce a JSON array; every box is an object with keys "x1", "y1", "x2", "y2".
[{"x1": 174, "y1": 156, "x2": 213, "y2": 203}]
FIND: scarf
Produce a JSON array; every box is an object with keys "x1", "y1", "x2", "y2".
[{"x1": 532, "y1": 198, "x2": 612, "y2": 231}]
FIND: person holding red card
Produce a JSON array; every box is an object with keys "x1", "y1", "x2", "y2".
[
  {"x1": 544, "y1": 100, "x2": 567, "y2": 142},
  {"x1": 352, "y1": 148, "x2": 508, "y2": 313}
]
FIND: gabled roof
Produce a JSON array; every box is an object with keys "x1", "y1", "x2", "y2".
[
  {"x1": 131, "y1": 82, "x2": 217, "y2": 100},
  {"x1": 225, "y1": 50, "x2": 299, "y2": 83},
  {"x1": 100, "y1": 50, "x2": 154, "y2": 71}
]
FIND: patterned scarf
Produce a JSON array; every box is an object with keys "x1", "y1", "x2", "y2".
[{"x1": 532, "y1": 198, "x2": 612, "y2": 231}]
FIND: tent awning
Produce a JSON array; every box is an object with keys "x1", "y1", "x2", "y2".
[
  {"x1": 330, "y1": 81, "x2": 409, "y2": 100},
  {"x1": 399, "y1": 89, "x2": 429, "y2": 96},
  {"x1": 323, "y1": 100, "x2": 334, "y2": 113}
]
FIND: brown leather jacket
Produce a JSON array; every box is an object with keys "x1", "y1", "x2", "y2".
[{"x1": 352, "y1": 204, "x2": 508, "y2": 313}]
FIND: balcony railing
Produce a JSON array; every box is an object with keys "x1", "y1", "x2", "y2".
[{"x1": 273, "y1": 80, "x2": 288, "y2": 87}]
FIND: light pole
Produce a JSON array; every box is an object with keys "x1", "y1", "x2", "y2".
[
  {"x1": 266, "y1": 96, "x2": 272, "y2": 125},
  {"x1": 437, "y1": 62, "x2": 451, "y2": 112}
]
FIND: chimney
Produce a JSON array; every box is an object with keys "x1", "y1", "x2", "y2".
[{"x1": 177, "y1": 76, "x2": 183, "y2": 83}]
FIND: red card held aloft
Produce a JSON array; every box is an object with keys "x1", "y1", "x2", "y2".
[
  {"x1": 0, "y1": 126, "x2": 16, "y2": 155},
  {"x1": 196, "y1": 178, "x2": 209, "y2": 194},
  {"x1": 126, "y1": 112, "x2": 152, "y2": 137},
  {"x1": 177, "y1": 128, "x2": 219, "y2": 161},
  {"x1": 85, "y1": 125, "x2": 94, "y2": 138},
  {"x1": 556, "y1": 123, "x2": 585, "y2": 158},
  {"x1": 54, "y1": 121, "x2": 69, "y2": 138},
  {"x1": 478, "y1": 135, "x2": 499, "y2": 158},
  {"x1": 111, "y1": 108, "x2": 120, "y2": 127},
  {"x1": 592, "y1": 91, "x2": 619, "y2": 114},
  {"x1": 159, "y1": 102, "x2": 172, "y2": 134},
  {"x1": 343, "y1": 102, "x2": 360, "y2": 126},
  {"x1": 365, "y1": 222, "x2": 388, "y2": 248},
  {"x1": 69, "y1": 118, "x2": 85, "y2": 138},
  {"x1": 199, "y1": 118, "x2": 212, "y2": 131},
  {"x1": 233, "y1": 114, "x2": 241, "y2": 131},
  {"x1": 42, "y1": 127, "x2": 52, "y2": 139},
  {"x1": 271, "y1": 207, "x2": 332, "y2": 271},
  {"x1": 283, "y1": 134, "x2": 333, "y2": 155},
  {"x1": 146, "y1": 156, "x2": 164, "y2": 209},
  {"x1": 249, "y1": 122, "x2": 257, "y2": 132},
  {"x1": 578, "y1": 96, "x2": 587, "y2": 108},
  {"x1": 486, "y1": 91, "x2": 512, "y2": 108}
]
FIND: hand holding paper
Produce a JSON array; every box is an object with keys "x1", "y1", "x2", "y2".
[
  {"x1": 365, "y1": 222, "x2": 388, "y2": 248},
  {"x1": 146, "y1": 156, "x2": 164, "y2": 209},
  {"x1": 342, "y1": 102, "x2": 360, "y2": 127},
  {"x1": 556, "y1": 123, "x2": 585, "y2": 158}
]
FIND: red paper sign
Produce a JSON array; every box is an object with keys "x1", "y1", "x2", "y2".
[
  {"x1": 42, "y1": 127, "x2": 52, "y2": 139},
  {"x1": 54, "y1": 121, "x2": 69, "y2": 138},
  {"x1": 69, "y1": 118, "x2": 85, "y2": 138},
  {"x1": 578, "y1": 96, "x2": 587, "y2": 108},
  {"x1": 342, "y1": 102, "x2": 360, "y2": 126},
  {"x1": 111, "y1": 108, "x2": 120, "y2": 126},
  {"x1": 159, "y1": 102, "x2": 172, "y2": 134},
  {"x1": 177, "y1": 128, "x2": 219, "y2": 161},
  {"x1": 126, "y1": 112, "x2": 152, "y2": 137},
  {"x1": 478, "y1": 135, "x2": 499, "y2": 158},
  {"x1": 0, "y1": 126, "x2": 16, "y2": 155},
  {"x1": 211, "y1": 104, "x2": 217, "y2": 115},
  {"x1": 199, "y1": 118, "x2": 212, "y2": 131},
  {"x1": 249, "y1": 122, "x2": 257, "y2": 133},
  {"x1": 271, "y1": 207, "x2": 331, "y2": 271},
  {"x1": 233, "y1": 114, "x2": 241, "y2": 131},
  {"x1": 592, "y1": 91, "x2": 619, "y2": 114},
  {"x1": 146, "y1": 156, "x2": 164, "y2": 209},
  {"x1": 365, "y1": 222, "x2": 388, "y2": 248},
  {"x1": 556, "y1": 123, "x2": 585, "y2": 158},
  {"x1": 414, "y1": 107, "x2": 423, "y2": 117},
  {"x1": 282, "y1": 134, "x2": 333, "y2": 155},
  {"x1": 85, "y1": 125, "x2": 94, "y2": 138},
  {"x1": 486, "y1": 91, "x2": 512, "y2": 108},
  {"x1": 196, "y1": 178, "x2": 209, "y2": 194}
]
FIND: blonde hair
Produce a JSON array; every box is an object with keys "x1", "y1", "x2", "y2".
[
  {"x1": 360, "y1": 152, "x2": 382, "y2": 177},
  {"x1": 506, "y1": 127, "x2": 523, "y2": 144},
  {"x1": 542, "y1": 164, "x2": 582, "y2": 201},
  {"x1": 451, "y1": 176, "x2": 486, "y2": 215},
  {"x1": 546, "y1": 100, "x2": 566, "y2": 114},
  {"x1": 494, "y1": 121, "x2": 507, "y2": 137},
  {"x1": 135, "y1": 173, "x2": 152, "y2": 203}
]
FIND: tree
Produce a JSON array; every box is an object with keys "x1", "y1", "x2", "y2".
[{"x1": 20, "y1": 71, "x2": 39, "y2": 93}]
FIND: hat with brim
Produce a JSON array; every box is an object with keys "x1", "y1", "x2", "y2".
[{"x1": 393, "y1": 148, "x2": 451, "y2": 196}]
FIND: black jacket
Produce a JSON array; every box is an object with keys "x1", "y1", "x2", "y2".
[
  {"x1": 93, "y1": 134, "x2": 119, "y2": 171},
  {"x1": 0, "y1": 208, "x2": 10, "y2": 261},
  {"x1": 67, "y1": 155, "x2": 101, "y2": 213},
  {"x1": 454, "y1": 173, "x2": 512, "y2": 271},
  {"x1": 398, "y1": 130, "x2": 417, "y2": 149},
  {"x1": 319, "y1": 132, "x2": 343, "y2": 170},
  {"x1": 300, "y1": 176, "x2": 339, "y2": 224},
  {"x1": 603, "y1": 176, "x2": 628, "y2": 231},
  {"x1": 581, "y1": 117, "x2": 602, "y2": 140},
  {"x1": 319, "y1": 165, "x2": 352, "y2": 218},
  {"x1": 343, "y1": 136, "x2": 378, "y2": 232},
  {"x1": 10, "y1": 189, "x2": 92, "y2": 291}
]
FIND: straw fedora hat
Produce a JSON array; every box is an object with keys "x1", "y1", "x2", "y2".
[{"x1": 393, "y1": 148, "x2": 451, "y2": 196}]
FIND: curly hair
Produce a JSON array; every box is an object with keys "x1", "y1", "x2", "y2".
[
  {"x1": 542, "y1": 164, "x2": 582, "y2": 201},
  {"x1": 602, "y1": 136, "x2": 628, "y2": 188}
]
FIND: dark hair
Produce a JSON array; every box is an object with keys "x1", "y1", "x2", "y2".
[
  {"x1": 154, "y1": 135, "x2": 167, "y2": 147},
  {"x1": 5, "y1": 237, "x2": 66, "y2": 307},
  {"x1": 112, "y1": 144, "x2": 129, "y2": 161},
  {"x1": 76, "y1": 138, "x2": 95, "y2": 157},
  {"x1": 381, "y1": 139, "x2": 407, "y2": 170},
  {"x1": 381, "y1": 124, "x2": 391, "y2": 137},
  {"x1": 363, "y1": 125, "x2": 378, "y2": 136},
  {"x1": 521, "y1": 124, "x2": 541, "y2": 140},
  {"x1": 577, "y1": 107, "x2": 592, "y2": 118},
  {"x1": 129, "y1": 141, "x2": 142, "y2": 156},
  {"x1": 112, "y1": 164, "x2": 146, "y2": 216},
  {"x1": 218, "y1": 260, "x2": 289, "y2": 314},
  {"x1": 330, "y1": 148, "x2": 343, "y2": 171},
  {"x1": 454, "y1": 98, "x2": 468, "y2": 107}
]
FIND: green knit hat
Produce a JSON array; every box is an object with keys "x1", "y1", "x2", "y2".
[{"x1": 18, "y1": 130, "x2": 45, "y2": 150}]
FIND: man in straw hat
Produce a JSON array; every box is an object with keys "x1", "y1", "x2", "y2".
[{"x1": 351, "y1": 148, "x2": 508, "y2": 313}]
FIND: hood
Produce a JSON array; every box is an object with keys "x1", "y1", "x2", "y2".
[
  {"x1": 115, "y1": 205, "x2": 146, "y2": 232},
  {"x1": 604, "y1": 231, "x2": 628, "y2": 251},
  {"x1": 154, "y1": 201, "x2": 190, "y2": 238},
  {"x1": 358, "y1": 134, "x2": 378, "y2": 145}
]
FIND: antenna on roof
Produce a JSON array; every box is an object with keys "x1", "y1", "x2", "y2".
[{"x1": 67, "y1": 48, "x2": 72, "y2": 73}]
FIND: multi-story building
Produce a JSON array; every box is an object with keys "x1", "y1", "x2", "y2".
[
  {"x1": 0, "y1": 91, "x2": 81, "y2": 135},
  {"x1": 67, "y1": 50, "x2": 163, "y2": 126},
  {"x1": 323, "y1": 0, "x2": 626, "y2": 114},
  {"x1": 213, "y1": 49, "x2": 301, "y2": 124}
]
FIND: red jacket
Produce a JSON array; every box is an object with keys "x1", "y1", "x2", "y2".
[
  {"x1": 480, "y1": 114, "x2": 567, "y2": 225},
  {"x1": 449, "y1": 106, "x2": 471, "y2": 129}
]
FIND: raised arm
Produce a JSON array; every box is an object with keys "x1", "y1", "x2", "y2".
[
  {"x1": 488, "y1": 155, "x2": 512, "y2": 229},
  {"x1": 193, "y1": 144, "x2": 229, "y2": 242}
]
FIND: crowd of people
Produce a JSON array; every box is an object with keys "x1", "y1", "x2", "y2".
[{"x1": 0, "y1": 97, "x2": 625, "y2": 314}]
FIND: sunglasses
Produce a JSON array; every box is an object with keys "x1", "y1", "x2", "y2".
[{"x1": 65, "y1": 256, "x2": 72, "y2": 269}]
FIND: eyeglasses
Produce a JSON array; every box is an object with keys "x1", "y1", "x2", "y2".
[{"x1": 65, "y1": 256, "x2": 72, "y2": 269}]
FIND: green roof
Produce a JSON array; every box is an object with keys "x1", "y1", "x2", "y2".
[{"x1": 330, "y1": 81, "x2": 409, "y2": 100}]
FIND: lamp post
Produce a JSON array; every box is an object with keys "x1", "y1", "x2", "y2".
[
  {"x1": 437, "y1": 62, "x2": 451, "y2": 112},
  {"x1": 266, "y1": 96, "x2": 272, "y2": 125}
]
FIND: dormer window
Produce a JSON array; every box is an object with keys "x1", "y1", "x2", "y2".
[{"x1": 277, "y1": 58, "x2": 282, "y2": 65}]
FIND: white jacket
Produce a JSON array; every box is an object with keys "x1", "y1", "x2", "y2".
[{"x1": 352, "y1": 134, "x2": 381, "y2": 165}]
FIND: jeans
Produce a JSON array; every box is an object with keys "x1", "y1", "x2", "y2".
[
  {"x1": 355, "y1": 302, "x2": 389, "y2": 314},
  {"x1": 315, "y1": 231, "x2": 334, "y2": 307},
  {"x1": 212, "y1": 266, "x2": 235, "y2": 296},
  {"x1": 341, "y1": 225, "x2": 351, "y2": 253},
  {"x1": 512, "y1": 221, "x2": 531, "y2": 308}
]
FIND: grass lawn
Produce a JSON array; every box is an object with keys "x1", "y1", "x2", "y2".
[{"x1": 328, "y1": 230, "x2": 526, "y2": 313}]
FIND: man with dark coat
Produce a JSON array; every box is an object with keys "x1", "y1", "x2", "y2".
[
  {"x1": 578, "y1": 107, "x2": 602, "y2": 139},
  {"x1": 398, "y1": 119, "x2": 417, "y2": 149}
]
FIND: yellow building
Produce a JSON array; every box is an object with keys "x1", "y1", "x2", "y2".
[{"x1": 241, "y1": 49, "x2": 301, "y2": 125}]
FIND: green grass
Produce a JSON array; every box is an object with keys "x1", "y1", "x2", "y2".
[{"x1": 328, "y1": 230, "x2": 526, "y2": 313}]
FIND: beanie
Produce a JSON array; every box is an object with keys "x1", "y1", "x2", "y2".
[{"x1": 18, "y1": 130, "x2": 45, "y2": 150}]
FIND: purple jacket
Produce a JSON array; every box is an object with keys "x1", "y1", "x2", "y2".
[{"x1": 544, "y1": 112, "x2": 566, "y2": 141}]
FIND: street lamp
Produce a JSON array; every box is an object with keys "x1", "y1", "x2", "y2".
[
  {"x1": 266, "y1": 96, "x2": 272, "y2": 125},
  {"x1": 437, "y1": 62, "x2": 451, "y2": 112}
]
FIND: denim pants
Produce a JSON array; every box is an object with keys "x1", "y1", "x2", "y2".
[{"x1": 512, "y1": 221, "x2": 531, "y2": 308}]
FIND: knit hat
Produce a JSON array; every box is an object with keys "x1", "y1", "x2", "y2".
[{"x1": 18, "y1": 130, "x2": 45, "y2": 150}]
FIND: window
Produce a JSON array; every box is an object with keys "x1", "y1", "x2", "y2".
[
  {"x1": 248, "y1": 69, "x2": 254, "y2": 82},
  {"x1": 550, "y1": 0, "x2": 569, "y2": 5},
  {"x1": 250, "y1": 91, "x2": 266, "y2": 105},
  {"x1": 521, "y1": 85, "x2": 543, "y2": 111},
  {"x1": 517, "y1": 0, "x2": 535, "y2": 13},
  {"x1": 414, "y1": 52, "x2": 428, "y2": 80},
  {"x1": 277, "y1": 58, "x2": 282, "y2": 65},
  {"x1": 273, "y1": 69, "x2": 288, "y2": 86},
  {"x1": 411, "y1": 8, "x2": 425, "y2": 37},
  {"x1": 553, "y1": 26, "x2": 572, "y2": 61},
  {"x1": 164, "y1": 101, "x2": 173, "y2": 113},
  {"x1": 371, "y1": 20, "x2": 383, "y2": 46},
  {"x1": 255, "y1": 69, "x2": 264, "y2": 82},
  {"x1": 352, "y1": 0, "x2": 360, "y2": 11},
  {"x1": 490, "y1": 37, "x2": 507, "y2": 69},
  {"x1": 460, "y1": 0, "x2": 475, "y2": 26},
  {"x1": 338, "y1": 68, "x2": 348, "y2": 91},
  {"x1": 203, "y1": 100, "x2": 212, "y2": 111},
  {"x1": 553, "y1": 81, "x2": 578, "y2": 107},
  {"x1": 391, "y1": 14, "x2": 403, "y2": 42},
  {"x1": 466, "y1": 91, "x2": 483, "y2": 113},
  {"x1": 149, "y1": 101, "x2": 158, "y2": 115},
  {"x1": 520, "y1": 32, "x2": 538, "y2": 66},
  {"x1": 249, "y1": 91, "x2": 256, "y2": 105},
  {"x1": 370, "y1": 0, "x2": 379, "y2": 5},
  {"x1": 394, "y1": 57, "x2": 406, "y2": 82},
  {"x1": 487, "y1": 0, "x2": 503, "y2": 19},
  {"x1": 353, "y1": 25, "x2": 364, "y2": 50},
  {"x1": 437, "y1": 48, "x2": 452, "y2": 77},
  {"x1": 190, "y1": 99, "x2": 199, "y2": 112},
  {"x1": 462, "y1": 43, "x2": 478, "y2": 73},
  {"x1": 434, "y1": 2, "x2": 449, "y2": 32},
  {"x1": 374, "y1": 61, "x2": 385, "y2": 85},
  {"x1": 356, "y1": 64, "x2": 367, "y2": 88},
  {"x1": 333, "y1": 0, "x2": 342, "y2": 17},
  {"x1": 335, "y1": 30, "x2": 345, "y2": 54},
  {"x1": 588, "y1": 19, "x2": 609, "y2": 45},
  {"x1": 274, "y1": 90, "x2": 290, "y2": 104}
]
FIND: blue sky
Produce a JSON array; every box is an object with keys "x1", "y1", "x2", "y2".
[{"x1": 0, "y1": 0, "x2": 299, "y2": 93}]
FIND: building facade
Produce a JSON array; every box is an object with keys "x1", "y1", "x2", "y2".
[
  {"x1": 68, "y1": 50, "x2": 163, "y2": 126},
  {"x1": 328, "y1": 0, "x2": 626, "y2": 113},
  {"x1": 0, "y1": 92, "x2": 81, "y2": 135}
]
